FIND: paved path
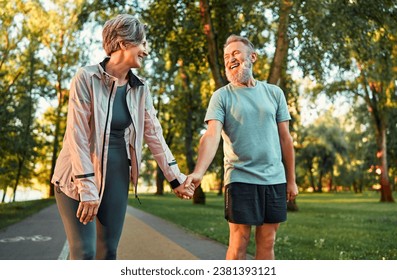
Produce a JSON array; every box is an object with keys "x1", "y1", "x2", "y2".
[
  {"x1": 0, "y1": 204, "x2": 66, "y2": 260},
  {"x1": 0, "y1": 203, "x2": 228, "y2": 260}
]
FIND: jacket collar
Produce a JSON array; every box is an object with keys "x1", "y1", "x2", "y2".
[{"x1": 99, "y1": 57, "x2": 144, "y2": 88}]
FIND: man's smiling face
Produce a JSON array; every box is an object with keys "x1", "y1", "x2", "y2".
[{"x1": 224, "y1": 41, "x2": 255, "y2": 85}]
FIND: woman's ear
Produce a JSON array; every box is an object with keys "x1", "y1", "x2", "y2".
[{"x1": 119, "y1": 42, "x2": 127, "y2": 50}]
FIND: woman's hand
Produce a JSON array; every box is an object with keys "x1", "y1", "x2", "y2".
[{"x1": 76, "y1": 200, "x2": 100, "y2": 225}]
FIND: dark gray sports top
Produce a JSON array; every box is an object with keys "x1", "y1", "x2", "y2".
[{"x1": 109, "y1": 83, "x2": 132, "y2": 148}]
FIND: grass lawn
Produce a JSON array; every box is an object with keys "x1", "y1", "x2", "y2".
[
  {"x1": 0, "y1": 198, "x2": 55, "y2": 230},
  {"x1": 128, "y1": 191, "x2": 397, "y2": 260}
]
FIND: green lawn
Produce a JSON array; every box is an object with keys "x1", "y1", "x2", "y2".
[
  {"x1": 0, "y1": 198, "x2": 55, "y2": 230},
  {"x1": 128, "y1": 191, "x2": 397, "y2": 260}
]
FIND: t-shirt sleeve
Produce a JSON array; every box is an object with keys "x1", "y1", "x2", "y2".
[
  {"x1": 275, "y1": 87, "x2": 291, "y2": 122},
  {"x1": 204, "y1": 90, "x2": 225, "y2": 124}
]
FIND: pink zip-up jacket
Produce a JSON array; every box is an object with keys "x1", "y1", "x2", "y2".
[{"x1": 51, "y1": 58, "x2": 186, "y2": 202}]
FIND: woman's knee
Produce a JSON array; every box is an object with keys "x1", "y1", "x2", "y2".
[{"x1": 69, "y1": 243, "x2": 96, "y2": 260}]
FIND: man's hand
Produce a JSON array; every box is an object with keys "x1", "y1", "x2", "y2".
[
  {"x1": 76, "y1": 200, "x2": 100, "y2": 225},
  {"x1": 286, "y1": 182, "x2": 298, "y2": 202},
  {"x1": 184, "y1": 172, "x2": 203, "y2": 190}
]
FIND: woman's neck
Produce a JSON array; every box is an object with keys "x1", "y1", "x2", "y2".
[{"x1": 105, "y1": 55, "x2": 129, "y2": 85}]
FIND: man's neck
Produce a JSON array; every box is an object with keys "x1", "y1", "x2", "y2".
[{"x1": 231, "y1": 77, "x2": 256, "y2": 88}]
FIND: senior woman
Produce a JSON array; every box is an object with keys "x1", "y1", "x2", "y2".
[{"x1": 51, "y1": 14, "x2": 193, "y2": 260}]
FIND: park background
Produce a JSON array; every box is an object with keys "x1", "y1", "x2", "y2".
[{"x1": 1, "y1": 0, "x2": 396, "y2": 260}]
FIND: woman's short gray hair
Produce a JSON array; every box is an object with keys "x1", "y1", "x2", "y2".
[{"x1": 102, "y1": 14, "x2": 146, "y2": 56}]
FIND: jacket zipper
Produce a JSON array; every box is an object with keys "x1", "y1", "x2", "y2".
[
  {"x1": 99, "y1": 80, "x2": 115, "y2": 200},
  {"x1": 126, "y1": 88, "x2": 141, "y2": 204}
]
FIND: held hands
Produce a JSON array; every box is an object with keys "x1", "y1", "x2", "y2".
[
  {"x1": 173, "y1": 171, "x2": 205, "y2": 200},
  {"x1": 184, "y1": 172, "x2": 203, "y2": 191},
  {"x1": 76, "y1": 199, "x2": 100, "y2": 225},
  {"x1": 172, "y1": 172, "x2": 204, "y2": 200},
  {"x1": 173, "y1": 183, "x2": 195, "y2": 200}
]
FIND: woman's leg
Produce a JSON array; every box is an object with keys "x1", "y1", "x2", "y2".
[
  {"x1": 55, "y1": 189, "x2": 96, "y2": 260},
  {"x1": 95, "y1": 143, "x2": 130, "y2": 260}
]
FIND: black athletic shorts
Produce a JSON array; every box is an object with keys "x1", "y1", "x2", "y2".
[{"x1": 225, "y1": 182, "x2": 287, "y2": 225}]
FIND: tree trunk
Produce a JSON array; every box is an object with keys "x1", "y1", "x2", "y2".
[
  {"x1": 199, "y1": 0, "x2": 229, "y2": 204},
  {"x1": 377, "y1": 124, "x2": 394, "y2": 202},
  {"x1": 193, "y1": 185, "x2": 206, "y2": 205},
  {"x1": 180, "y1": 67, "x2": 195, "y2": 174},
  {"x1": 49, "y1": 93, "x2": 63, "y2": 197},
  {"x1": 309, "y1": 165, "x2": 315, "y2": 190},
  {"x1": 352, "y1": 181, "x2": 358, "y2": 193},
  {"x1": 287, "y1": 199, "x2": 299, "y2": 211},
  {"x1": 12, "y1": 159, "x2": 23, "y2": 202},
  {"x1": 155, "y1": 131, "x2": 173, "y2": 195},
  {"x1": 199, "y1": 0, "x2": 227, "y2": 89},
  {"x1": 269, "y1": 0, "x2": 299, "y2": 211},
  {"x1": 317, "y1": 169, "x2": 324, "y2": 193},
  {"x1": 13, "y1": 48, "x2": 35, "y2": 202},
  {"x1": 329, "y1": 168, "x2": 334, "y2": 192},
  {"x1": 267, "y1": 0, "x2": 293, "y2": 85},
  {"x1": 155, "y1": 165, "x2": 165, "y2": 195},
  {"x1": 2, "y1": 187, "x2": 7, "y2": 203},
  {"x1": 362, "y1": 77, "x2": 394, "y2": 202},
  {"x1": 217, "y1": 163, "x2": 224, "y2": 196},
  {"x1": 179, "y1": 64, "x2": 206, "y2": 204}
]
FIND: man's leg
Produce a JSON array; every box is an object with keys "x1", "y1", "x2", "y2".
[
  {"x1": 226, "y1": 223, "x2": 251, "y2": 260},
  {"x1": 255, "y1": 223, "x2": 280, "y2": 260}
]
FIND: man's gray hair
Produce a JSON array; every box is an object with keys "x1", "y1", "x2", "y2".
[
  {"x1": 102, "y1": 14, "x2": 146, "y2": 56},
  {"x1": 224, "y1": 34, "x2": 255, "y2": 52}
]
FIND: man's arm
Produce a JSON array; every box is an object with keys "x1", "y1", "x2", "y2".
[
  {"x1": 278, "y1": 121, "x2": 298, "y2": 201},
  {"x1": 185, "y1": 120, "x2": 223, "y2": 188}
]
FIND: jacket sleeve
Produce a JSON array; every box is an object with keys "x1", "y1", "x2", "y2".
[
  {"x1": 143, "y1": 87, "x2": 186, "y2": 189},
  {"x1": 66, "y1": 69, "x2": 99, "y2": 201}
]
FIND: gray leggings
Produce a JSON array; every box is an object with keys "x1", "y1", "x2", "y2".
[{"x1": 55, "y1": 143, "x2": 130, "y2": 259}]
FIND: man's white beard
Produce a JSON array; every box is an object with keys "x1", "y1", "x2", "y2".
[{"x1": 226, "y1": 60, "x2": 253, "y2": 85}]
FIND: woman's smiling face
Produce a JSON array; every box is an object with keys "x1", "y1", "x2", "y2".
[{"x1": 124, "y1": 38, "x2": 149, "y2": 68}]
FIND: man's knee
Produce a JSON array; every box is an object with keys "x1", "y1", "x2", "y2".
[
  {"x1": 230, "y1": 234, "x2": 250, "y2": 249},
  {"x1": 229, "y1": 224, "x2": 251, "y2": 248},
  {"x1": 255, "y1": 224, "x2": 279, "y2": 244}
]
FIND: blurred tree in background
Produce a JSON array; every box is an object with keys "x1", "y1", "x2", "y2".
[{"x1": 1, "y1": 0, "x2": 395, "y2": 204}]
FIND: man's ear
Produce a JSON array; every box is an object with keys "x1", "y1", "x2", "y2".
[{"x1": 251, "y1": 52, "x2": 258, "y2": 63}]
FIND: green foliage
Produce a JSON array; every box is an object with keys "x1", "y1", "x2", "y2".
[
  {"x1": 297, "y1": 111, "x2": 349, "y2": 191},
  {"x1": 0, "y1": 0, "x2": 50, "y2": 201},
  {"x1": 1, "y1": 0, "x2": 396, "y2": 200},
  {"x1": 139, "y1": 0, "x2": 213, "y2": 179},
  {"x1": 129, "y1": 191, "x2": 397, "y2": 259},
  {"x1": 0, "y1": 198, "x2": 55, "y2": 230},
  {"x1": 292, "y1": 0, "x2": 396, "y2": 200}
]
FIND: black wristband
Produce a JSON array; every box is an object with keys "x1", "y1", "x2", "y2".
[{"x1": 170, "y1": 179, "x2": 181, "y2": 189}]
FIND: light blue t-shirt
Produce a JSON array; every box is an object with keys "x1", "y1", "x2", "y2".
[{"x1": 205, "y1": 81, "x2": 291, "y2": 185}]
